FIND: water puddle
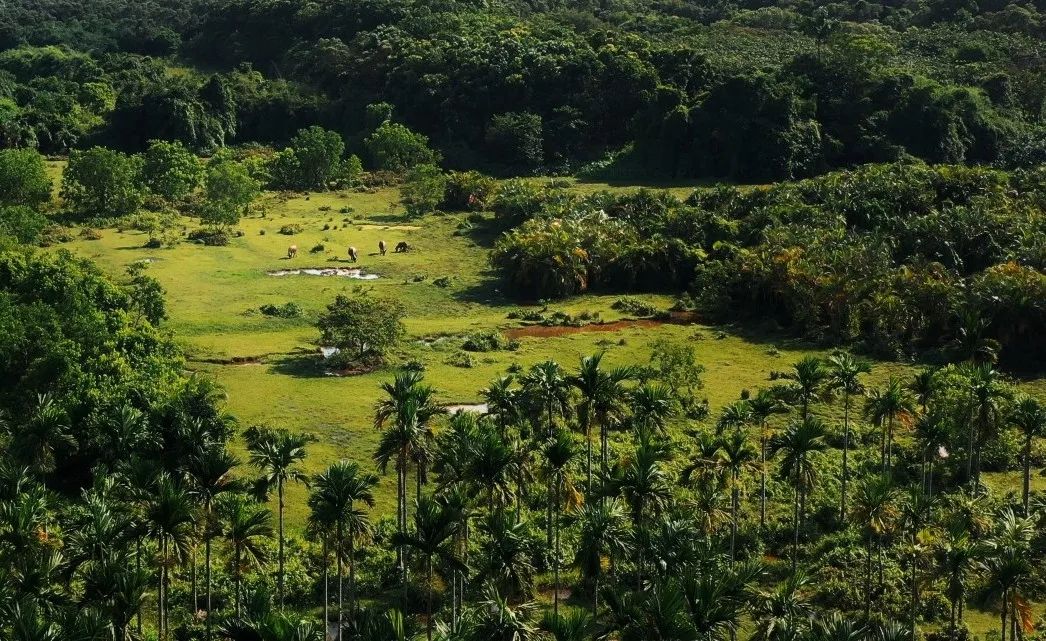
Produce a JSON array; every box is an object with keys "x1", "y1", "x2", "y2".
[
  {"x1": 445, "y1": 403, "x2": 489, "y2": 414},
  {"x1": 267, "y1": 268, "x2": 379, "y2": 279}
]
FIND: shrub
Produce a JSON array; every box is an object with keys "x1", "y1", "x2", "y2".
[
  {"x1": 462, "y1": 330, "x2": 509, "y2": 352},
  {"x1": 612, "y1": 297, "x2": 658, "y2": 317},
  {"x1": 187, "y1": 227, "x2": 231, "y2": 246},
  {"x1": 279, "y1": 224, "x2": 303, "y2": 235},
  {"x1": 309, "y1": 243, "x2": 325, "y2": 253},
  {"x1": 259, "y1": 302, "x2": 303, "y2": 318},
  {"x1": 61, "y1": 147, "x2": 146, "y2": 220},
  {"x1": 0, "y1": 205, "x2": 49, "y2": 243},
  {"x1": 0, "y1": 148, "x2": 52, "y2": 207},
  {"x1": 443, "y1": 171, "x2": 497, "y2": 211}
]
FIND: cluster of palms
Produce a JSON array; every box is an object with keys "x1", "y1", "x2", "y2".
[{"x1": 2, "y1": 348, "x2": 1044, "y2": 641}]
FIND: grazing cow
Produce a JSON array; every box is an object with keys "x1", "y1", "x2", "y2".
[
  {"x1": 348, "y1": 246, "x2": 358, "y2": 262},
  {"x1": 394, "y1": 241, "x2": 410, "y2": 253},
  {"x1": 378, "y1": 240, "x2": 387, "y2": 256},
  {"x1": 287, "y1": 245, "x2": 298, "y2": 259}
]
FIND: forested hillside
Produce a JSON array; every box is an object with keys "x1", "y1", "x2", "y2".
[{"x1": 1, "y1": 0, "x2": 1043, "y2": 177}]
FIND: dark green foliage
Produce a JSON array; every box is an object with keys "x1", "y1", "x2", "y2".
[
  {"x1": 0, "y1": 148, "x2": 51, "y2": 207},
  {"x1": 485, "y1": 112, "x2": 543, "y2": 173},
  {"x1": 317, "y1": 290, "x2": 406, "y2": 365},
  {"x1": 61, "y1": 146, "x2": 145, "y2": 219},
  {"x1": 268, "y1": 126, "x2": 346, "y2": 190},
  {"x1": 142, "y1": 139, "x2": 203, "y2": 200},
  {"x1": 0, "y1": 205, "x2": 48, "y2": 242}
]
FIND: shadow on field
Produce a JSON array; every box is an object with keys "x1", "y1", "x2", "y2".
[{"x1": 269, "y1": 354, "x2": 330, "y2": 378}]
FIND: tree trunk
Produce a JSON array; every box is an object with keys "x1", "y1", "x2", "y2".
[
  {"x1": 338, "y1": 521, "x2": 344, "y2": 641},
  {"x1": 235, "y1": 542, "x2": 242, "y2": 619},
  {"x1": 322, "y1": 538, "x2": 329, "y2": 633},
  {"x1": 278, "y1": 480, "x2": 286, "y2": 609},
  {"x1": 426, "y1": 557, "x2": 434, "y2": 641},
  {"x1": 205, "y1": 498, "x2": 213, "y2": 641},
  {"x1": 136, "y1": 538, "x2": 143, "y2": 636},
  {"x1": 840, "y1": 394, "x2": 850, "y2": 524},
  {"x1": 1023, "y1": 432, "x2": 1032, "y2": 515},
  {"x1": 730, "y1": 470, "x2": 738, "y2": 563},
  {"x1": 554, "y1": 472, "x2": 562, "y2": 616},
  {"x1": 792, "y1": 479, "x2": 800, "y2": 572}
]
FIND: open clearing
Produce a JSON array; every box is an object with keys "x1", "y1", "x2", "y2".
[{"x1": 59, "y1": 181, "x2": 1046, "y2": 535}]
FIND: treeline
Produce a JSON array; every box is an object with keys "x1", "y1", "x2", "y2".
[
  {"x1": 489, "y1": 163, "x2": 1046, "y2": 369},
  {"x1": 0, "y1": 0, "x2": 1044, "y2": 179},
  {"x1": 2, "y1": 247, "x2": 1045, "y2": 640}
]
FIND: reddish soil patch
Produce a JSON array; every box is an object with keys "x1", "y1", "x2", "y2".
[{"x1": 505, "y1": 311, "x2": 697, "y2": 339}]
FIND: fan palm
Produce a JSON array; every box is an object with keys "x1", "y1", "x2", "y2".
[
  {"x1": 245, "y1": 426, "x2": 311, "y2": 608},
  {"x1": 826, "y1": 351, "x2": 871, "y2": 523},
  {"x1": 308, "y1": 461, "x2": 378, "y2": 640},
  {"x1": 772, "y1": 416, "x2": 828, "y2": 570}
]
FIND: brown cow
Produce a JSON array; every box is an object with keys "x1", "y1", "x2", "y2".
[
  {"x1": 378, "y1": 240, "x2": 387, "y2": 256},
  {"x1": 394, "y1": 241, "x2": 411, "y2": 253},
  {"x1": 348, "y1": 246, "x2": 358, "y2": 262},
  {"x1": 287, "y1": 245, "x2": 298, "y2": 259}
]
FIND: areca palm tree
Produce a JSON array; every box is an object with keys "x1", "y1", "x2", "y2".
[
  {"x1": 851, "y1": 475, "x2": 898, "y2": 619},
  {"x1": 374, "y1": 370, "x2": 444, "y2": 607},
  {"x1": 749, "y1": 389, "x2": 789, "y2": 531},
  {"x1": 983, "y1": 510, "x2": 1036, "y2": 641},
  {"x1": 826, "y1": 351, "x2": 871, "y2": 523},
  {"x1": 543, "y1": 428, "x2": 578, "y2": 615},
  {"x1": 540, "y1": 608, "x2": 595, "y2": 641},
  {"x1": 717, "y1": 399, "x2": 753, "y2": 434},
  {"x1": 572, "y1": 498, "x2": 630, "y2": 614},
  {"x1": 718, "y1": 430, "x2": 758, "y2": 562},
  {"x1": 308, "y1": 461, "x2": 378, "y2": 641},
  {"x1": 220, "y1": 494, "x2": 272, "y2": 618},
  {"x1": 613, "y1": 431, "x2": 672, "y2": 589},
  {"x1": 913, "y1": 411, "x2": 949, "y2": 502},
  {"x1": 475, "y1": 511, "x2": 537, "y2": 601},
  {"x1": 481, "y1": 375, "x2": 520, "y2": 437},
  {"x1": 864, "y1": 378, "x2": 915, "y2": 476},
  {"x1": 391, "y1": 495, "x2": 464, "y2": 641},
  {"x1": 245, "y1": 426, "x2": 311, "y2": 609},
  {"x1": 772, "y1": 416, "x2": 828, "y2": 571},
  {"x1": 785, "y1": 357, "x2": 828, "y2": 420},
  {"x1": 965, "y1": 363, "x2": 1007, "y2": 487},
  {"x1": 466, "y1": 422, "x2": 516, "y2": 515},
  {"x1": 1008, "y1": 395, "x2": 1044, "y2": 514},
  {"x1": 907, "y1": 369, "x2": 939, "y2": 414},
  {"x1": 8, "y1": 393, "x2": 75, "y2": 476},
  {"x1": 629, "y1": 383, "x2": 675, "y2": 437},
  {"x1": 751, "y1": 570, "x2": 812, "y2": 641},
  {"x1": 184, "y1": 448, "x2": 239, "y2": 637},
  {"x1": 569, "y1": 352, "x2": 634, "y2": 490},
  {"x1": 145, "y1": 472, "x2": 195, "y2": 640}
]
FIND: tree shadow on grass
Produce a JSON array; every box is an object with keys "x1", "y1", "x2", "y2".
[{"x1": 269, "y1": 353, "x2": 331, "y2": 378}]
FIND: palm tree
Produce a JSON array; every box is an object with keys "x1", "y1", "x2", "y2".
[
  {"x1": 717, "y1": 399, "x2": 753, "y2": 434},
  {"x1": 8, "y1": 393, "x2": 76, "y2": 476},
  {"x1": 913, "y1": 411, "x2": 949, "y2": 502},
  {"x1": 245, "y1": 426, "x2": 311, "y2": 609},
  {"x1": 543, "y1": 428, "x2": 578, "y2": 615},
  {"x1": 751, "y1": 570, "x2": 812, "y2": 641},
  {"x1": 785, "y1": 356, "x2": 828, "y2": 420},
  {"x1": 936, "y1": 528, "x2": 981, "y2": 632},
  {"x1": 475, "y1": 511, "x2": 537, "y2": 601},
  {"x1": 184, "y1": 448, "x2": 239, "y2": 637},
  {"x1": 907, "y1": 368, "x2": 939, "y2": 414},
  {"x1": 864, "y1": 378, "x2": 915, "y2": 475},
  {"x1": 391, "y1": 495, "x2": 463, "y2": 641},
  {"x1": 540, "y1": 608, "x2": 594, "y2": 641},
  {"x1": 629, "y1": 383, "x2": 675, "y2": 436},
  {"x1": 308, "y1": 461, "x2": 378, "y2": 640},
  {"x1": 465, "y1": 422, "x2": 516, "y2": 515},
  {"x1": 374, "y1": 370, "x2": 444, "y2": 607},
  {"x1": 220, "y1": 494, "x2": 272, "y2": 619},
  {"x1": 572, "y1": 498, "x2": 630, "y2": 614},
  {"x1": 613, "y1": 430, "x2": 672, "y2": 589},
  {"x1": 851, "y1": 475, "x2": 898, "y2": 619},
  {"x1": 749, "y1": 389, "x2": 789, "y2": 530},
  {"x1": 826, "y1": 351, "x2": 871, "y2": 523},
  {"x1": 1008, "y1": 395, "x2": 1044, "y2": 514},
  {"x1": 569, "y1": 352, "x2": 634, "y2": 489},
  {"x1": 145, "y1": 472, "x2": 195, "y2": 640},
  {"x1": 718, "y1": 429, "x2": 757, "y2": 562},
  {"x1": 521, "y1": 360, "x2": 570, "y2": 440},
  {"x1": 948, "y1": 308, "x2": 1001, "y2": 364},
  {"x1": 772, "y1": 416, "x2": 828, "y2": 571},
  {"x1": 481, "y1": 375, "x2": 519, "y2": 437},
  {"x1": 965, "y1": 363, "x2": 1007, "y2": 487},
  {"x1": 983, "y1": 510, "x2": 1036, "y2": 641}
]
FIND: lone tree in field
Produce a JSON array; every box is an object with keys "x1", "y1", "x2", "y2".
[
  {"x1": 318, "y1": 289, "x2": 406, "y2": 366},
  {"x1": 201, "y1": 159, "x2": 260, "y2": 228}
]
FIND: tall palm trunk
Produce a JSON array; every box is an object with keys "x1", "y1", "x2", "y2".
[
  {"x1": 791, "y1": 472, "x2": 801, "y2": 573},
  {"x1": 349, "y1": 511, "x2": 357, "y2": 620},
  {"x1": 553, "y1": 471, "x2": 562, "y2": 616},
  {"x1": 840, "y1": 393, "x2": 851, "y2": 524},
  {"x1": 205, "y1": 498, "x2": 213, "y2": 641},
  {"x1": 1022, "y1": 431, "x2": 1033, "y2": 514},
  {"x1": 730, "y1": 470, "x2": 738, "y2": 563},
  {"x1": 235, "y1": 541, "x2": 242, "y2": 618},
  {"x1": 426, "y1": 557, "x2": 434, "y2": 641},
  {"x1": 759, "y1": 430, "x2": 767, "y2": 531},
  {"x1": 278, "y1": 479, "x2": 286, "y2": 609},
  {"x1": 322, "y1": 539, "x2": 329, "y2": 633},
  {"x1": 136, "y1": 538, "x2": 143, "y2": 635},
  {"x1": 337, "y1": 521, "x2": 344, "y2": 641}
]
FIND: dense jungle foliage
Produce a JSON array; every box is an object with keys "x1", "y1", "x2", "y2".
[{"x1": 0, "y1": 0, "x2": 1044, "y2": 178}]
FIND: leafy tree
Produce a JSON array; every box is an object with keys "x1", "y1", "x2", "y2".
[
  {"x1": 201, "y1": 159, "x2": 260, "y2": 228},
  {"x1": 317, "y1": 291, "x2": 406, "y2": 366},
  {"x1": 364, "y1": 121, "x2": 439, "y2": 172},
  {"x1": 485, "y1": 112, "x2": 543, "y2": 172},
  {"x1": 269, "y1": 126, "x2": 346, "y2": 190},
  {"x1": 142, "y1": 140, "x2": 203, "y2": 201},
  {"x1": 61, "y1": 146, "x2": 145, "y2": 219},
  {"x1": 0, "y1": 205, "x2": 48, "y2": 243},
  {"x1": 0, "y1": 148, "x2": 51, "y2": 207},
  {"x1": 400, "y1": 164, "x2": 446, "y2": 217}
]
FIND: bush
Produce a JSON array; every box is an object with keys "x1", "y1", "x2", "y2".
[
  {"x1": 364, "y1": 121, "x2": 440, "y2": 172},
  {"x1": 278, "y1": 224, "x2": 303, "y2": 235},
  {"x1": 400, "y1": 164, "x2": 446, "y2": 216},
  {"x1": 317, "y1": 290, "x2": 406, "y2": 365},
  {"x1": 443, "y1": 171, "x2": 497, "y2": 211},
  {"x1": 142, "y1": 140, "x2": 203, "y2": 201},
  {"x1": 259, "y1": 302, "x2": 303, "y2": 318},
  {"x1": 0, "y1": 205, "x2": 49, "y2": 243},
  {"x1": 612, "y1": 297, "x2": 658, "y2": 317},
  {"x1": 187, "y1": 227, "x2": 231, "y2": 246},
  {"x1": 485, "y1": 111, "x2": 543, "y2": 172},
  {"x1": 309, "y1": 243, "x2": 325, "y2": 253},
  {"x1": 462, "y1": 330, "x2": 510, "y2": 352},
  {"x1": 0, "y1": 148, "x2": 52, "y2": 207}
]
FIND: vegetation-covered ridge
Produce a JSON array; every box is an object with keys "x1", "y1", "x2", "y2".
[{"x1": 0, "y1": 0, "x2": 1044, "y2": 179}]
